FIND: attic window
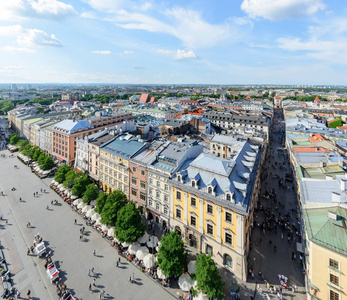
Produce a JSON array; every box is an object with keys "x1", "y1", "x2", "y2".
[
  {"x1": 226, "y1": 193, "x2": 231, "y2": 201},
  {"x1": 192, "y1": 180, "x2": 195, "y2": 188},
  {"x1": 208, "y1": 187, "x2": 213, "y2": 194},
  {"x1": 177, "y1": 175, "x2": 181, "y2": 182}
]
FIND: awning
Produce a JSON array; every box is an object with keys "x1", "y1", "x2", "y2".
[{"x1": 147, "y1": 209, "x2": 160, "y2": 217}]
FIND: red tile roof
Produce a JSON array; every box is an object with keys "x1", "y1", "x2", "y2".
[
  {"x1": 293, "y1": 147, "x2": 328, "y2": 153},
  {"x1": 314, "y1": 96, "x2": 321, "y2": 102},
  {"x1": 309, "y1": 134, "x2": 327, "y2": 143},
  {"x1": 139, "y1": 94, "x2": 150, "y2": 103}
]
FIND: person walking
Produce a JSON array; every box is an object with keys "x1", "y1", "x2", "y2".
[
  {"x1": 26, "y1": 289, "x2": 31, "y2": 299},
  {"x1": 93, "y1": 249, "x2": 96, "y2": 256},
  {"x1": 74, "y1": 219, "x2": 77, "y2": 225},
  {"x1": 89, "y1": 283, "x2": 92, "y2": 292},
  {"x1": 91, "y1": 267, "x2": 94, "y2": 276},
  {"x1": 100, "y1": 289, "x2": 105, "y2": 299}
]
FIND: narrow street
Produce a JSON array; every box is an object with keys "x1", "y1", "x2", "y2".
[{"x1": 247, "y1": 108, "x2": 306, "y2": 299}]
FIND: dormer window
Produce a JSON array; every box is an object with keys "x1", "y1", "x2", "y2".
[
  {"x1": 177, "y1": 175, "x2": 181, "y2": 182},
  {"x1": 192, "y1": 180, "x2": 195, "y2": 188},
  {"x1": 208, "y1": 187, "x2": 213, "y2": 194},
  {"x1": 226, "y1": 193, "x2": 231, "y2": 201}
]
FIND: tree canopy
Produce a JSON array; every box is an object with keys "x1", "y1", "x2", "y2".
[
  {"x1": 115, "y1": 201, "x2": 145, "y2": 243},
  {"x1": 54, "y1": 164, "x2": 71, "y2": 184},
  {"x1": 195, "y1": 254, "x2": 224, "y2": 300},
  {"x1": 71, "y1": 174, "x2": 90, "y2": 197},
  {"x1": 100, "y1": 190, "x2": 127, "y2": 226},
  {"x1": 40, "y1": 156, "x2": 56, "y2": 170},
  {"x1": 9, "y1": 133, "x2": 20, "y2": 145},
  {"x1": 63, "y1": 169, "x2": 81, "y2": 188},
  {"x1": 17, "y1": 139, "x2": 29, "y2": 150},
  {"x1": 83, "y1": 183, "x2": 99, "y2": 204},
  {"x1": 94, "y1": 192, "x2": 108, "y2": 213},
  {"x1": 157, "y1": 231, "x2": 187, "y2": 277}
]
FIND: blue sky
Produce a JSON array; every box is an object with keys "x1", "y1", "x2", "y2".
[{"x1": 0, "y1": 0, "x2": 346, "y2": 85}]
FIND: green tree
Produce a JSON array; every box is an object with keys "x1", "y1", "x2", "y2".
[
  {"x1": 63, "y1": 169, "x2": 80, "y2": 188},
  {"x1": 37, "y1": 152, "x2": 46, "y2": 165},
  {"x1": 83, "y1": 184, "x2": 99, "y2": 204},
  {"x1": 37, "y1": 107, "x2": 44, "y2": 114},
  {"x1": 55, "y1": 164, "x2": 71, "y2": 183},
  {"x1": 0, "y1": 100, "x2": 15, "y2": 113},
  {"x1": 195, "y1": 254, "x2": 224, "y2": 300},
  {"x1": 94, "y1": 192, "x2": 108, "y2": 213},
  {"x1": 28, "y1": 146, "x2": 39, "y2": 159},
  {"x1": 71, "y1": 174, "x2": 90, "y2": 196},
  {"x1": 115, "y1": 201, "x2": 145, "y2": 243},
  {"x1": 157, "y1": 231, "x2": 187, "y2": 277},
  {"x1": 40, "y1": 156, "x2": 56, "y2": 170},
  {"x1": 17, "y1": 139, "x2": 29, "y2": 150},
  {"x1": 9, "y1": 133, "x2": 20, "y2": 145},
  {"x1": 32, "y1": 148, "x2": 43, "y2": 161},
  {"x1": 100, "y1": 190, "x2": 127, "y2": 226},
  {"x1": 21, "y1": 144, "x2": 32, "y2": 157}
]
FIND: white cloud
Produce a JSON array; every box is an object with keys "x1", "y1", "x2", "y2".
[
  {"x1": 83, "y1": 0, "x2": 123, "y2": 13},
  {"x1": 123, "y1": 50, "x2": 134, "y2": 54},
  {"x1": 0, "y1": 0, "x2": 76, "y2": 21},
  {"x1": 0, "y1": 25, "x2": 63, "y2": 48},
  {"x1": 174, "y1": 49, "x2": 198, "y2": 60},
  {"x1": 91, "y1": 50, "x2": 111, "y2": 55},
  {"x1": 241, "y1": 0, "x2": 325, "y2": 21}
]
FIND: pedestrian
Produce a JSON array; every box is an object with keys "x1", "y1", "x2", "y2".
[
  {"x1": 26, "y1": 289, "x2": 31, "y2": 299},
  {"x1": 74, "y1": 219, "x2": 77, "y2": 225},
  {"x1": 93, "y1": 278, "x2": 96, "y2": 286},
  {"x1": 100, "y1": 289, "x2": 105, "y2": 299},
  {"x1": 93, "y1": 249, "x2": 96, "y2": 256},
  {"x1": 89, "y1": 283, "x2": 92, "y2": 291},
  {"x1": 91, "y1": 267, "x2": 94, "y2": 275},
  {"x1": 79, "y1": 235, "x2": 83, "y2": 241},
  {"x1": 33, "y1": 193, "x2": 35, "y2": 197}
]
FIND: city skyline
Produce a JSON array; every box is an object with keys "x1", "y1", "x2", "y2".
[{"x1": 0, "y1": 0, "x2": 346, "y2": 85}]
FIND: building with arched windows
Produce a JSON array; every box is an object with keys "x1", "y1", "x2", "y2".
[{"x1": 170, "y1": 141, "x2": 263, "y2": 280}]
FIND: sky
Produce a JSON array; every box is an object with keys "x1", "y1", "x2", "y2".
[{"x1": 0, "y1": 0, "x2": 346, "y2": 85}]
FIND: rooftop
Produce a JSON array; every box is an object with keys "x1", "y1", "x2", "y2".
[{"x1": 53, "y1": 119, "x2": 94, "y2": 134}]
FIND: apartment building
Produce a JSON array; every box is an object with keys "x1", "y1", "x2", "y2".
[
  {"x1": 147, "y1": 140, "x2": 203, "y2": 230},
  {"x1": 99, "y1": 134, "x2": 147, "y2": 196},
  {"x1": 210, "y1": 134, "x2": 245, "y2": 159},
  {"x1": 170, "y1": 141, "x2": 262, "y2": 281},
  {"x1": 129, "y1": 141, "x2": 165, "y2": 211}
]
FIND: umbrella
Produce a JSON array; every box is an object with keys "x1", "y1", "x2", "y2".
[
  {"x1": 143, "y1": 254, "x2": 156, "y2": 268},
  {"x1": 137, "y1": 232, "x2": 149, "y2": 244},
  {"x1": 59, "y1": 185, "x2": 66, "y2": 192},
  {"x1": 157, "y1": 267, "x2": 167, "y2": 279},
  {"x1": 51, "y1": 179, "x2": 56, "y2": 185},
  {"x1": 82, "y1": 205, "x2": 92, "y2": 213},
  {"x1": 122, "y1": 241, "x2": 130, "y2": 248},
  {"x1": 70, "y1": 195, "x2": 78, "y2": 200},
  {"x1": 65, "y1": 189, "x2": 72, "y2": 197},
  {"x1": 95, "y1": 218, "x2": 101, "y2": 226},
  {"x1": 194, "y1": 292, "x2": 209, "y2": 300},
  {"x1": 146, "y1": 236, "x2": 159, "y2": 248},
  {"x1": 178, "y1": 273, "x2": 193, "y2": 292},
  {"x1": 73, "y1": 198, "x2": 82, "y2": 206},
  {"x1": 91, "y1": 213, "x2": 101, "y2": 221},
  {"x1": 101, "y1": 224, "x2": 110, "y2": 232},
  {"x1": 107, "y1": 227, "x2": 115, "y2": 237},
  {"x1": 86, "y1": 209, "x2": 96, "y2": 218},
  {"x1": 187, "y1": 260, "x2": 196, "y2": 274},
  {"x1": 128, "y1": 242, "x2": 140, "y2": 255},
  {"x1": 156, "y1": 241, "x2": 161, "y2": 252},
  {"x1": 77, "y1": 202, "x2": 86, "y2": 209},
  {"x1": 136, "y1": 246, "x2": 149, "y2": 260}
]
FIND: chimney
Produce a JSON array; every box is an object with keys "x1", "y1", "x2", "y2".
[{"x1": 332, "y1": 192, "x2": 341, "y2": 203}]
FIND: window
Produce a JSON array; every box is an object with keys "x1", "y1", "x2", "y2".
[
  {"x1": 207, "y1": 224, "x2": 213, "y2": 235},
  {"x1": 191, "y1": 197, "x2": 196, "y2": 207},
  {"x1": 149, "y1": 178, "x2": 153, "y2": 184},
  {"x1": 176, "y1": 191, "x2": 181, "y2": 200},
  {"x1": 141, "y1": 170, "x2": 145, "y2": 176},
  {"x1": 207, "y1": 204, "x2": 213, "y2": 214},
  {"x1": 164, "y1": 207, "x2": 168, "y2": 215},
  {"x1": 226, "y1": 193, "x2": 231, "y2": 201},
  {"x1": 149, "y1": 199, "x2": 152, "y2": 206},
  {"x1": 156, "y1": 181, "x2": 160, "y2": 187},
  {"x1": 140, "y1": 181, "x2": 146, "y2": 189},
  {"x1": 165, "y1": 184, "x2": 168, "y2": 191},
  {"x1": 156, "y1": 203, "x2": 160, "y2": 210},
  {"x1": 132, "y1": 166, "x2": 136, "y2": 172},
  {"x1": 206, "y1": 244, "x2": 213, "y2": 255},
  {"x1": 177, "y1": 175, "x2": 181, "y2": 182},
  {"x1": 190, "y1": 216, "x2": 196, "y2": 227},
  {"x1": 224, "y1": 254, "x2": 232, "y2": 267},
  {"x1": 132, "y1": 177, "x2": 137, "y2": 185},
  {"x1": 330, "y1": 290, "x2": 339, "y2": 300},
  {"x1": 330, "y1": 274, "x2": 339, "y2": 286},
  {"x1": 164, "y1": 195, "x2": 168, "y2": 202},
  {"x1": 140, "y1": 192, "x2": 146, "y2": 202},
  {"x1": 225, "y1": 233, "x2": 232, "y2": 245},
  {"x1": 131, "y1": 188, "x2": 137, "y2": 197},
  {"x1": 192, "y1": 181, "x2": 195, "y2": 188},
  {"x1": 176, "y1": 208, "x2": 181, "y2": 219},
  {"x1": 118, "y1": 174, "x2": 122, "y2": 180},
  {"x1": 156, "y1": 191, "x2": 161, "y2": 198},
  {"x1": 329, "y1": 259, "x2": 339, "y2": 270},
  {"x1": 225, "y1": 212, "x2": 232, "y2": 223}
]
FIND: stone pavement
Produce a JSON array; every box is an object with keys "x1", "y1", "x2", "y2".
[{"x1": 0, "y1": 150, "x2": 177, "y2": 300}]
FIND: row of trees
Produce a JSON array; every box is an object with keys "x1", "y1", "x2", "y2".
[
  {"x1": 157, "y1": 231, "x2": 224, "y2": 299},
  {"x1": 54, "y1": 165, "x2": 145, "y2": 243},
  {"x1": 10, "y1": 134, "x2": 56, "y2": 170}
]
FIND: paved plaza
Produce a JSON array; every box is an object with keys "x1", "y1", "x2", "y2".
[{"x1": 0, "y1": 150, "x2": 176, "y2": 300}]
